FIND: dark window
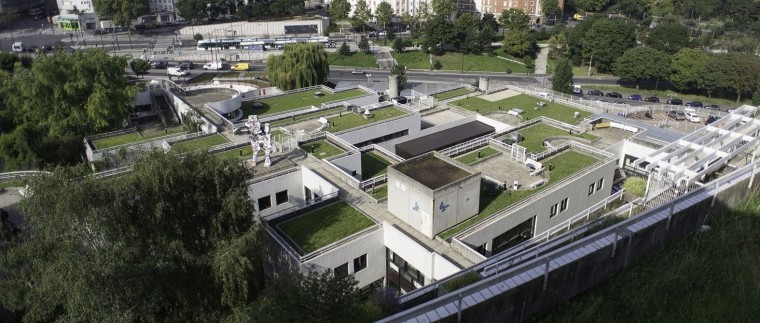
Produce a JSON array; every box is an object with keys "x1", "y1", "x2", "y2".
[
  {"x1": 258, "y1": 196, "x2": 271, "y2": 210},
  {"x1": 560, "y1": 198, "x2": 569, "y2": 212},
  {"x1": 275, "y1": 190, "x2": 288, "y2": 205},
  {"x1": 596, "y1": 178, "x2": 604, "y2": 192},
  {"x1": 588, "y1": 183, "x2": 595, "y2": 196},
  {"x1": 353, "y1": 254, "x2": 368, "y2": 272},
  {"x1": 335, "y1": 263, "x2": 349, "y2": 278},
  {"x1": 549, "y1": 203, "x2": 558, "y2": 218}
]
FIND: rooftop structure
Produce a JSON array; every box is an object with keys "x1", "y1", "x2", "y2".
[{"x1": 395, "y1": 121, "x2": 495, "y2": 159}]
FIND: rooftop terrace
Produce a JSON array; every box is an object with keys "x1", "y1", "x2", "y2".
[
  {"x1": 277, "y1": 201, "x2": 376, "y2": 254},
  {"x1": 242, "y1": 88, "x2": 367, "y2": 117},
  {"x1": 395, "y1": 154, "x2": 473, "y2": 190},
  {"x1": 452, "y1": 94, "x2": 593, "y2": 125}
]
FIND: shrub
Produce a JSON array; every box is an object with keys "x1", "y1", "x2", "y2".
[{"x1": 623, "y1": 177, "x2": 647, "y2": 198}]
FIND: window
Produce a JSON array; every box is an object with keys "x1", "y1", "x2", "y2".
[
  {"x1": 257, "y1": 196, "x2": 271, "y2": 210},
  {"x1": 549, "y1": 203, "x2": 558, "y2": 217},
  {"x1": 275, "y1": 190, "x2": 288, "y2": 205},
  {"x1": 560, "y1": 198, "x2": 569, "y2": 212},
  {"x1": 596, "y1": 178, "x2": 604, "y2": 192},
  {"x1": 353, "y1": 254, "x2": 368, "y2": 272},
  {"x1": 588, "y1": 183, "x2": 595, "y2": 196},
  {"x1": 335, "y1": 263, "x2": 349, "y2": 278}
]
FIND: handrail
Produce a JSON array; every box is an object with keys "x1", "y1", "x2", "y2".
[
  {"x1": 325, "y1": 132, "x2": 359, "y2": 153},
  {"x1": 372, "y1": 144, "x2": 405, "y2": 162},
  {"x1": 85, "y1": 127, "x2": 137, "y2": 141}
]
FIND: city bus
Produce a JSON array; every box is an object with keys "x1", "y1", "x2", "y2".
[{"x1": 196, "y1": 39, "x2": 242, "y2": 50}]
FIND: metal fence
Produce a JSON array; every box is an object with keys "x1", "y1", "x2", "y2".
[{"x1": 439, "y1": 133, "x2": 495, "y2": 158}]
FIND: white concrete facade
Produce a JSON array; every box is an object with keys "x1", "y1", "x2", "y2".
[{"x1": 249, "y1": 167, "x2": 340, "y2": 219}]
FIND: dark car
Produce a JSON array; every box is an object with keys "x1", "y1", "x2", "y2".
[
  {"x1": 704, "y1": 115, "x2": 719, "y2": 125},
  {"x1": 179, "y1": 61, "x2": 193, "y2": 69},
  {"x1": 705, "y1": 104, "x2": 721, "y2": 110},
  {"x1": 42, "y1": 44, "x2": 54, "y2": 52},
  {"x1": 391, "y1": 96, "x2": 408, "y2": 104},
  {"x1": 644, "y1": 96, "x2": 660, "y2": 103},
  {"x1": 94, "y1": 29, "x2": 103, "y2": 35},
  {"x1": 685, "y1": 101, "x2": 703, "y2": 108},
  {"x1": 667, "y1": 110, "x2": 686, "y2": 120},
  {"x1": 151, "y1": 60, "x2": 168, "y2": 69},
  {"x1": 667, "y1": 98, "x2": 683, "y2": 105},
  {"x1": 587, "y1": 89, "x2": 604, "y2": 96},
  {"x1": 605, "y1": 92, "x2": 623, "y2": 98},
  {"x1": 628, "y1": 94, "x2": 642, "y2": 101}
]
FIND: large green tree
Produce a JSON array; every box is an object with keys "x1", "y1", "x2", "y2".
[
  {"x1": 548, "y1": 32, "x2": 568, "y2": 59},
  {"x1": 0, "y1": 50, "x2": 137, "y2": 169},
  {"x1": 645, "y1": 22, "x2": 690, "y2": 54},
  {"x1": 129, "y1": 58, "x2": 150, "y2": 77},
  {"x1": 353, "y1": 0, "x2": 373, "y2": 33},
  {"x1": 583, "y1": 19, "x2": 637, "y2": 72},
  {"x1": 329, "y1": 0, "x2": 351, "y2": 20},
  {"x1": 267, "y1": 43, "x2": 330, "y2": 90},
  {"x1": 573, "y1": 0, "x2": 611, "y2": 12},
  {"x1": 613, "y1": 47, "x2": 671, "y2": 89},
  {"x1": 669, "y1": 48, "x2": 710, "y2": 92},
  {"x1": 503, "y1": 31, "x2": 533, "y2": 58},
  {"x1": 0, "y1": 151, "x2": 262, "y2": 321},
  {"x1": 541, "y1": 0, "x2": 561, "y2": 16},
  {"x1": 432, "y1": 0, "x2": 457, "y2": 17},
  {"x1": 423, "y1": 15, "x2": 454, "y2": 54},
  {"x1": 499, "y1": 8, "x2": 530, "y2": 32},
  {"x1": 454, "y1": 13, "x2": 480, "y2": 53},
  {"x1": 552, "y1": 58, "x2": 574, "y2": 94},
  {"x1": 375, "y1": 1, "x2": 394, "y2": 31},
  {"x1": 92, "y1": 0, "x2": 148, "y2": 33},
  {"x1": 708, "y1": 53, "x2": 760, "y2": 103}
]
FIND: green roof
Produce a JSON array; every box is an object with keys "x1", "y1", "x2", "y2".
[{"x1": 277, "y1": 202, "x2": 375, "y2": 254}]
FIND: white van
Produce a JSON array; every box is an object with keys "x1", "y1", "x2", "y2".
[
  {"x1": 167, "y1": 67, "x2": 189, "y2": 76},
  {"x1": 203, "y1": 61, "x2": 224, "y2": 70},
  {"x1": 11, "y1": 42, "x2": 24, "y2": 52}
]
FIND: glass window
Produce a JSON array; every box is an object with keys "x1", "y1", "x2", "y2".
[
  {"x1": 560, "y1": 198, "x2": 569, "y2": 212},
  {"x1": 353, "y1": 254, "x2": 367, "y2": 272},
  {"x1": 596, "y1": 178, "x2": 604, "y2": 192},
  {"x1": 549, "y1": 203, "x2": 558, "y2": 217},
  {"x1": 275, "y1": 190, "x2": 288, "y2": 205},
  {"x1": 257, "y1": 196, "x2": 271, "y2": 210},
  {"x1": 334, "y1": 263, "x2": 349, "y2": 278},
  {"x1": 588, "y1": 183, "x2": 595, "y2": 196}
]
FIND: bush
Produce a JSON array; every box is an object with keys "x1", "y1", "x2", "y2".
[
  {"x1": 193, "y1": 34, "x2": 203, "y2": 41},
  {"x1": 443, "y1": 271, "x2": 482, "y2": 292},
  {"x1": 338, "y1": 42, "x2": 351, "y2": 56},
  {"x1": 623, "y1": 177, "x2": 647, "y2": 198}
]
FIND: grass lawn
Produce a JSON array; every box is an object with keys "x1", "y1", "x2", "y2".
[
  {"x1": 242, "y1": 89, "x2": 367, "y2": 117},
  {"x1": 93, "y1": 132, "x2": 142, "y2": 150},
  {"x1": 533, "y1": 195, "x2": 760, "y2": 322},
  {"x1": 452, "y1": 94, "x2": 594, "y2": 125},
  {"x1": 171, "y1": 134, "x2": 229, "y2": 152},
  {"x1": 0, "y1": 180, "x2": 26, "y2": 189},
  {"x1": 455, "y1": 147, "x2": 500, "y2": 165},
  {"x1": 439, "y1": 150, "x2": 598, "y2": 239},
  {"x1": 269, "y1": 107, "x2": 343, "y2": 127},
  {"x1": 215, "y1": 145, "x2": 253, "y2": 160},
  {"x1": 434, "y1": 88, "x2": 474, "y2": 100},
  {"x1": 218, "y1": 72, "x2": 241, "y2": 78},
  {"x1": 584, "y1": 85, "x2": 746, "y2": 107},
  {"x1": 187, "y1": 72, "x2": 218, "y2": 84},
  {"x1": 326, "y1": 107, "x2": 407, "y2": 132},
  {"x1": 517, "y1": 123, "x2": 598, "y2": 153},
  {"x1": 278, "y1": 202, "x2": 375, "y2": 254},
  {"x1": 393, "y1": 51, "x2": 528, "y2": 73},
  {"x1": 368, "y1": 184, "x2": 388, "y2": 199},
  {"x1": 361, "y1": 152, "x2": 392, "y2": 179},
  {"x1": 327, "y1": 52, "x2": 378, "y2": 68},
  {"x1": 299, "y1": 139, "x2": 345, "y2": 159}
]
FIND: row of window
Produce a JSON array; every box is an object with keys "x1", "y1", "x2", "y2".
[
  {"x1": 334, "y1": 254, "x2": 368, "y2": 278},
  {"x1": 588, "y1": 178, "x2": 605, "y2": 196},
  {"x1": 549, "y1": 178, "x2": 605, "y2": 218},
  {"x1": 355, "y1": 129, "x2": 409, "y2": 148},
  {"x1": 257, "y1": 190, "x2": 289, "y2": 211}
]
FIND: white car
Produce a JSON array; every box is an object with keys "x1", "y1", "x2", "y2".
[
  {"x1": 167, "y1": 67, "x2": 189, "y2": 76},
  {"x1": 203, "y1": 61, "x2": 224, "y2": 70},
  {"x1": 685, "y1": 112, "x2": 701, "y2": 123},
  {"x1": 352, "y1": 69, "x2": 365, "y2": 75}
]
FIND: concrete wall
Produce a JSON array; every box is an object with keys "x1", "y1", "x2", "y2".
[
  {"x1": 249, "y1": 169, "x2": 304, "y2": 218},
  {"x1": 337, "y1": 113, "x2": 421, "y2": 147},
  {"x1": 384, "y1": 223, "x2": 461, "y2": 283},
  {"x1": 303, "y1": 226, "x2": 385, "y2": 289},
  {"x1": 611, "y1": 140, "x2": 657, "y2": 168},
  {"x1": 377, "y1": 115, "x2": 475, "y2": 151},
  {"x1": 177, "y1": 18, "x2": 330, "y2": 38},
  {"x1": 459, "y1": 158, "x2": 617, "y2": 253},
  {"x1": 329, "y1": 152, "x2": 362, "y2": 179},
  {"x1": 431, "y1": 174, "x2": 482, "y2": 237},
  {"x1": 301, "y1": 166, "x2": 340, "y2": 199},
  {"x1": 387, "y1": 165, "x2": 436, "y2": 238},
  {"x1": 134, "y1": 91, "x2": 151, "y2": 105}
]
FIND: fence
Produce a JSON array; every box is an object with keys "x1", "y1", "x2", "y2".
[
  {"x1": 360, "y1": 174, "x2": 387, "y2": 191},
  {"x1": 85, "y1": 127, "x2": 137, "y2": 142},
  {"x1": 438, "y1": 133, "x2": 495, "y2": 158},
  {"x1": 162, "y1": 131, "x2": 210, "y2": 149},
  {"x1": 325, "y1": 132, "x2": 359, "y2": 153}
]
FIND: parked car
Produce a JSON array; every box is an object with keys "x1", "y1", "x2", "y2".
[
  {"x1": 628, "y1": 94, "x2": 642, "y2": 101},
  {"x1": 167, "y1": 67, "x2": 189, "y2": 76},
  {"x1": 179, "y1": 61, "x2": 193, "y2": 69},
  {"x1": 667, "y1": 98, "x2": 683, "y2": 105},
  {"x1": 203, "y1": 61, "x2": 225, "y2": 70},
  {"x1": 352, "y1": 69, "x2": 365, "y2": 75},
  {"x1": 644, "y1": 96, "x2": 660, "y2": 103},
  {"x1": 605, "y1": 92, "x2": 622, "y2": 98},
  {"x1": 667, "y1": 110, "x2": 686, "y2": 120},
  {"x1": 368, "y1": 32, "x2": 376, "y2": 37},
  {"x1": 391, "y1": 96, "x2": 408, "y2": 104},
  {"x1": 685, "y1": 101, "x2": 703, "y2": 108},
  {"x1": 685, "y1": 112, "x2": 701, "y2": 123},
  {"x1": 704, "y1": 115, "x2": 719, "y2": 125},
  {"x1": 705, "y1": 104, "x2": 721, "y2": 110},
  {"x1": 587, "y1": 89, "x2": 604, "y2": 96},
  {"x1": 151, "y1": 60, "x2": 168, "y2": 69}
]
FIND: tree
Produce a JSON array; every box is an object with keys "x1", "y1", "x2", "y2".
[
  {"x1": 176, "y1": 0, "x2": 208, "y2": 22},
  {"x1": 129, "y1": 59, "x2": 150, "y2": 77},
  {"x1": 423, "y1": 15, "x2": 454, "y2": 54},
  {"x1": 541, "y1": 0, "x2": 561, "y2": 16},
  {"x1": 503, "y1": 31, "x2": 532, "y2": 58},
  {"x1": 328, "y1": 0, "x2": 351, "y2": 20},
  {"x1": 523, "y1": 56, "x2": 535, "y2": 75},
  {"x1": 753, "y1": 81, "x2": 760, "y2": 106},
  {"x1": 479, "y1": 23, "x2": 497, "y2": 55},
  {"x1": 499, "y1": 8, "x2": 530, "y2": 32},
  {"x1": 358, "y1": 36, "x2": 371, "y2": 53},
  {"x1": 573, "y1": 0, "x2": 611, "y2": 12},
  {"x1": 0, "y1": 50, "x2": 137, "y2": 169},
  {"x1": 613, "y1": 47, "x2": 670, "y2": 89},
  {"x1": 193, "y1": 33, "x2": 204, "y2": 41},
  {"x1": 0, "y1": 52, "x2": 20, "y2": 73},
  {"x1": 392, "y1": 37, "x2": 406, "y2": 53},
  {"x1": 353, "y1": 0, "x2": 372, "y2": 33},
  {"x1": 548, "y1": 32, "x2": 568, "y2": 59},
  {"x1": 411, "y1": 2, "x2": 432, "y2": 39},
  {"x1": 645, "y1": 22, "x2": 690, "y2": 54},
  {"x1": 390, "y1": 64, "x2": 407, "y2": 90},
  {"x1": 0, "y1": 151, "x2": 262, "y2": 321},
  {"x1": 615, "y1": 0, "x2": 650, "y2": 19},
  {"x1": 92, "y1": 0, "x2": 147, "y2": 34},
  {"x1": 583, "y1": 19, "x2": 637, "y2": 72},
  {"x1": 432, "y1": 0, "x2": 457, "y2": 17},
  {"x1": 338, "y1": 42, "x2": 351, "y2": 56},
  {"x1": 267, "y1": 43, "x2": 330, "y2": 91},
  {"x1": 454, "y1": 13, "x2": 480, "y2": 53},
  {"x1": 709, "y1": 53, "x2": 760, "y2": 103},
  {"x1": 670, "y1": 48, "x2": 709, "y2": 92},
  {"x1": 387, "y1": 28, "x2": 396, "y2": 41},
  {"x1": 552, "y1": 58, "x2": 574, "y2": 93},
  {"x1": 375, "y1": 1, "x2": 393, "y2": 31}
]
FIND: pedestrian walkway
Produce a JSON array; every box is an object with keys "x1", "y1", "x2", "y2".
[
  {"x1": 372, "y1": 41, "x2": 396, "y2": 69},
  {"x1": 534, "y1": 44, "x2": 549, "y2": 75}
]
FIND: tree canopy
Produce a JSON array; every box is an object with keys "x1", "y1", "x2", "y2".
[
  {"x1": 572, "y1": 0, "x2": 611, "y2": 12},
  {"x1": 353, "y1": 0, "x2": 373, "y2": 32},
  {"x1": 645, "y1": 22, "x2": 690, "y2": 54},
  {"x1": 499, "y1": 8, "x2": 530, "y2": 32},
  {"x1": 129, "y1": 58, "x2": 150, "y2": 77},
  {"x1": 582, "y1": 19, "x2": 637, "y2": 72},
  {"x1": 432, "y1": 0, "x2": 457, "y2": 17},
  {"x1": 92, "y1": 0, "x2": 148, "y2": 29},
  {"x1": 503, "y1": 31, "x2": 533, "y2": 58},
  {"x1": 267, "y1": 43, "x2": 330, "y2": 90},
  {"x1": 552, "y1": 58, "x2": 574, "y2": 94},
  {"x1": 0, "y1": 151, "x2": 262, "y2": 321},
  {"x1": 375, "y1": 2, "x2": 394, "y2": 29},
  {"x1": 613, "y1": 47, "x2": 671, "y2": 88},
  {"x1": 669, "y1": 48, "x2": 710, "y2": 91},
  {"x1": 329, "y1": 0, "x2": 351, "y2": 20}
]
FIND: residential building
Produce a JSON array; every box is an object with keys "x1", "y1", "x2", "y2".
[{"x1": 55, "y1": 0, "x2": 97, "y2": 30}]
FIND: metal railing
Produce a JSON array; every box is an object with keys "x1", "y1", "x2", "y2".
[
  {"x1": 85, "y1": 127, "x2": 137, "y2": 142},
  {"x1": 325, "y1": 132, "x2": 359, "y2": 153},
  {"x1": 372, "y1": 144, "x2": 405, "y2": 162},
  {"x1": 439, "y1": 133, "x2": 495, "y2": 158},
  {"x1": 360, "y1": 174, "x2": 387, "y2": 191},
  {"x1": 245, "y1": 85, "x2": 322, "y2": 101},
  {"x1": 262, "y1": 190, "x2": 340, "y2": 222},
  {"x1": 0, "y1": 171, "x2": 52, "y2": 182}
]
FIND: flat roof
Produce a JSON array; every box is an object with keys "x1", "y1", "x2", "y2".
[
  {"x1": 395, "y1": 121, "x2": 495, "y2": 159},
  {"x1": 395, "y1": 154, "x2": 473, "y2": 190},
  {"x1": 277, "y1": 201, "x2": 375, "y2": 254}
]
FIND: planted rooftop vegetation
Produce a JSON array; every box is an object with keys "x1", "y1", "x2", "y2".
[
  {"x1": 361, "y1": 152, "x2": 392, "y2": 179},
  {"x1": 514, "y1": 124, "x2": 598, "y2": 153},
  {"x1": 439, "y1": 150, "x2": 599, "y2": 239},
  {"x1": 452, "y1": 94, "x2": 593, "y2": 125},
  {"x1": 299, "y1": 139, "x2": 344, "y2": 159},
  {"x1": 171, "y1": 134, "x2": 228, "y2": 152},
  {"x1": 455, "y1": 147, "x2": 500, "y2": 165},
  {"x1": 215, "y1": 145, "x2": 253, "y2": 160},
  {"x1": 326, "y1": 107, "x2": 408, "y2": 132},
  {"x1": 93, "y1": 126, "x2": 185, "y2": 150},
  {"x1": 277, "y1": 202, "x2": 375, "y2": 254},
  {"x1": 241, "y1": 89, "x2": 366, "y2": 117}
]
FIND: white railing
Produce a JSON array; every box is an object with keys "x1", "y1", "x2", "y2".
[
  {"x1": 439, "y1": 133, "x2": 495, "y2": 158},
  {"x1": 86, "y1": 127, "x2": 137, "y2": 141},
  {"x1": 296, "y1": 130, "x2": 326, "y2": 143},
  {"x1": 325, "y1": 132, "x2": 359, "y2": 153},
  {"x1": 360, "y1": 174, "x2": 387, "y2": 191},
  {"x1": 372, "y1": 144, "x2": 405, "y2": 162},
  {"x1": 529, "y1": 142, "x2": 570, "y2": 161},
  {"x1": 262, "y1": 190, "x2": 340, "y2": 221},
  {"x1": 257, "y1": 105, "x2": 326, "y2": 124},
  {"x1": 0, "y1": 171, "x2": 52, "y2": 182},
  {"x1": 163, "y1": 131, "x2": 209, "y2": 149},
  {"x1": 489, "y1": 138, "x2": 513, "y2": 154},
  {"x1": 245, "y1": 85, "x2": 322, "y2": 101}
]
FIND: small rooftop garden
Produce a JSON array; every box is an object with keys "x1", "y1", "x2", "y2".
[
  {"x1": 299, "y1": 139, "x2": 345, "y2": 159},
  {"x1": 452, "y1": 94, "x2": 594, "y2": 125},
  {"x1": 326, "y1": 107, "x2": 408, "y2": 132},
  {"x1": 269, "y1": 107, "x2": 343, "y2": 127},
  {"x1": 434, "y1": 88, "x2": 474, "y2": 100},
  {"x1": 277, "y1": 201, "x2": 375, "y2": 254},
  {"x1": 439, "y1": 150, "x2": 599, "y2": 239},
  {"x1": 93, "y1": 126, "x2": 185, "y2": 150},
  {"x1": 171, "y1": 134, "x2": 229, "y2": 152},
  {"x1": 513, "y1": 123, "x2": 598, "y2": 153},
  {"x1": 241, "y1": 89, "x2": 367, "y2": 117},
  {"x1": 361, "y1": 152, "x2": 392, "y2": 179}
]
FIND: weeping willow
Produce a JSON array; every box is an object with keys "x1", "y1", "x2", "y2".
[{"x1": 267, "y1": 43, "x2": 330, "y2": 91}]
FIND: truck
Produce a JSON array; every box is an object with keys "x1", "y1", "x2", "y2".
[
  {"x1": 167, "y1": 67, "x2": 189, "y2": 76},
  {"x1": 203, "y1": 61, "x2": 225, "y2": 70}
]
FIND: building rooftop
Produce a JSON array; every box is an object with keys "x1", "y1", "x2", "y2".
[
  {"x1": 395, "y1": 121, "x2": 495, "y2": 159},
  {"x1": 395, "y1": 154, "x2": 473, "y2": 190},
  {"x1": 276, "y1": 201, "x2": 375, "y2": 254}
]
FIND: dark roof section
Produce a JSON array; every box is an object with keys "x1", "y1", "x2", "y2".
[
  {"x1": 396, "y1": 155, "x2": 472, "y2": 190},
  {"x1": 395, "y1": 121, "x2": 495, "y2": 159}
]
